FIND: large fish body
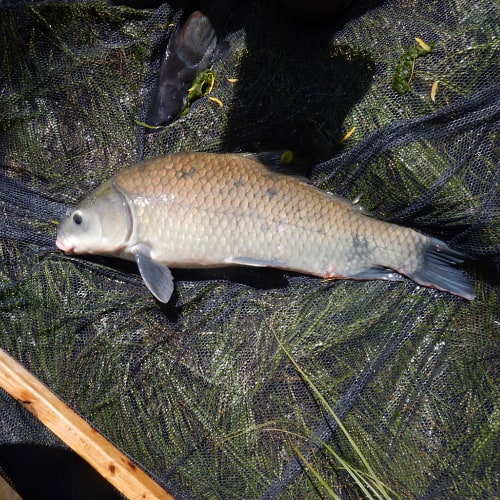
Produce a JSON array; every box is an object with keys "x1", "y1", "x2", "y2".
[
  {"x1": 146, "y1": 11, "x2": 217, "y2": 127},
  {"x1": 56, "y1": 152, "x2": 475, "y2": 302}
]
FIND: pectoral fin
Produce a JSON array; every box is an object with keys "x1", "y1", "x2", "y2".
[{"x1": 134, "y1": 246, "x2": 174, "y2": 303}]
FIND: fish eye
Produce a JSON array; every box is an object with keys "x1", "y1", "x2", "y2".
[{"x1": 73, "y1": 212, "x2": 83, "y2": 225}]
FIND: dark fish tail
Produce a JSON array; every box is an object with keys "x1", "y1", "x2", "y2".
[{"x1": 406, "y1": 238, "x2": 475, "y2": 300}]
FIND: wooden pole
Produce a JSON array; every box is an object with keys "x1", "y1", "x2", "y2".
[
  {"x1": 0, "y1": 348, "x2": 174, "y2": 500},
  {"x1": 0, "y1": 474, "x2": 22, "y2": 500}
]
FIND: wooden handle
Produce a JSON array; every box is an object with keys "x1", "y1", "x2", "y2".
[{"x1": 0, "y1": 348, "x2": 174, "y2": 500}]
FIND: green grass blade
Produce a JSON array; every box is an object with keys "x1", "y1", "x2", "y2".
[{"x1": 275, "y1": 333, "x2": 395, "y2": 499}]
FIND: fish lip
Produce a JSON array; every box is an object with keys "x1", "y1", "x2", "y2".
[{"x1": 55, "y1": 238, "x2": 74, "y2": 255}]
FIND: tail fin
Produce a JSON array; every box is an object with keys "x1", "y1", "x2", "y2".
[{"x1": 407, "y1": 238, "x2": 475, "y2": 300}]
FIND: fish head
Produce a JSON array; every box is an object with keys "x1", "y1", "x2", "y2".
[
  {"x1": 147, "y1": 83, "x2": 187, "y2": 127},
  {"x1": 56, "y1": 182, "x2": 132, "y2": 256}
]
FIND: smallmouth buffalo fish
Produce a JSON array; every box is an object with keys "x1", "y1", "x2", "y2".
[
  {"x1": 146, "y1": 10, "x2": 217, "y2": 128},
  {"x1": 55, "y1": 152, "x2": 475, "y2": 303}
]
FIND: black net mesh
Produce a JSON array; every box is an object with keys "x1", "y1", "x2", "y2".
[{"x1": 0, "y1": 0, "x2": 499, "y2": 498}]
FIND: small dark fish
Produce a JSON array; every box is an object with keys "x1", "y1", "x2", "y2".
[{"x1": 146, "y1": 11, "x2": 217, "y2": 128}]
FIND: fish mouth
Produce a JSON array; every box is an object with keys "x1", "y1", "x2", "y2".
[{"x1": 55, "y1": 238, "x2": 74, "y2": 255}]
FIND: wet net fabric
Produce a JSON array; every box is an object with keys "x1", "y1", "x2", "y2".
[{"x1": 0, "y1": 0, "x2": 499, "y2": 498}]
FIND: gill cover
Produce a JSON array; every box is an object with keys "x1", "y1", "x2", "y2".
[{"x1": 57, "y1": 181, "x2": 132, "y2": 255}]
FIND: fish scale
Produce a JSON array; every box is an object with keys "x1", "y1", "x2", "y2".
[
  {"x1": 56, "y1": 152, "x2": 475, "y2": 302},
  {"x1": 115, "y1": 154, "x2": 354, "y2": 273}
]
